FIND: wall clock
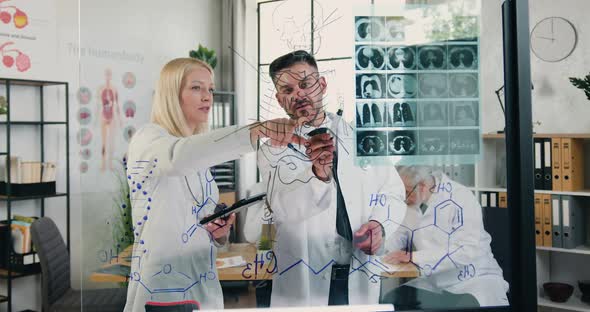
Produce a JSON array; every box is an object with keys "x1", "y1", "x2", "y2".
[{"x1": 530, "y1": 16, "x2": 577, "y2": 62}]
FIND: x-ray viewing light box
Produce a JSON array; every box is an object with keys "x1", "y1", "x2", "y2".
[{"x1": 353, "y1": 1, "x2": 482, "y2": 166}]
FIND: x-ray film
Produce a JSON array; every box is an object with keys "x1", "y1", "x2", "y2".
[
  {"x1": 449, "y1": 45, "x2": 478, "y2": 70},
  {"x1": 355, "y1": 16, "x2": 386, "y2": 41},
  {"x1": 388, "y1": 46, "x2": 416, "y2": 70},
  {"x1": 420, "y1": 101, "x2": 449, "y2": 127},
  {"x1": 388, "y1": 74, "x2": 418, "y2": 99},
  {"x1": 388, "y1": 130, "x2": 417, "y2": 156},
  {"x1": 449, "y1": 73, "x2": 479, "y2": 98},
  {"x1": 356, "y1": 45, "x2": 386, "y2": 70},
  {"x1": 357, "y1": 131, "x2": 387, "y2": 156},
  {"x1": 418, "y1": 73, "x2": 449, "y2": 98},
  {"x1": 418, "y1": 45, "x2": 447, "y2": 70},
  {"x1": 353, "y1": 10, "x2": 481, "y2": 166},
  {"x1": 387, "y1": 102, "x2": 417, "y2": 127},
  {"x1": 356, "y1": 73, "x2": 386, "y2": 99},
  {"x1": 356, "y1": 102, "x2": 387, "y2": 128}
]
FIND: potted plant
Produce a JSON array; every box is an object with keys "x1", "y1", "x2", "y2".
[
  {"x1": 569, "y1": 73, "x2": 590, "y2": 101},
  {"x1": 189, "y1": 44, "x2": 217, "y2": 69},
  {"x1": 257, "y1": 223, "x2": 275, "y2": 258},
  {"x1": 111, "y1": 158, "x2": 134, "y2": 287},
  {"x1": 0, "y1": 95, "x2": 7, "y2": 121}
]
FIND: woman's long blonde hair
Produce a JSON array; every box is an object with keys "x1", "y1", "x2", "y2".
[{"x1": 151, "y1": 58, "x2": 213, "y2": 137}]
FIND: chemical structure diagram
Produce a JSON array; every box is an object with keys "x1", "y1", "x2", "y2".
[
  {"x1": 382, "y1": 181, "x2": 482, "y2": 285},
  {"x1": 99, "y1": 156, "x2": 479, "y2": 301},
  {"x1": 252, "y1": 184, "x2": 475, "y2": 285},
  {"x1": 97, "y1": 157, "x2": 222, "y2": 300}
]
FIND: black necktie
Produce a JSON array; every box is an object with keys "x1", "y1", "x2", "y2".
[
  {"x1": 420, "y1": 203, "x2": 428, "y2": 214},
  {"x1": 332, "y1": 151, "x2": 353, "y2": 241}
]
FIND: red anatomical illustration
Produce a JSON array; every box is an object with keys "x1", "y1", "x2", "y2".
[
  {"x1": 0, "y1": 11, "x2": 10, "y2": 23},
  {"x1": 0, "y1": 41, "x2": 31, "y2": 72},
  {"x1": 15, "y1": 50, "x2": 30, "y2": 71},
  {"x1": 3, "y1": 55, "x2": 13, "y2": 67},
  {"x1": 0, "y1": 1, "x2": 29, "y2": 29}
]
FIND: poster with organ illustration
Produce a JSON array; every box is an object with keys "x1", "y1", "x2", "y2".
[{"x1": 0, "y1": 0, "x2": 57, "y2": 79}]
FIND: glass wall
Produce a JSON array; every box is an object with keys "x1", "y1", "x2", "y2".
[
  {"x1": 74, "y1": 0, "x2": 542, "y2": 312},
  {"x1": 254, "y1": 0, "x2": 513, "y2": 310}
]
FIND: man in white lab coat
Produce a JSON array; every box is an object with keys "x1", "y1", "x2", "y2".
[
  {"x1": 382, "y1": 166, "x2": 509, "y2": 309},
  {"x1": 257, "y1": 50, "x2": 406, "y2": 307}
]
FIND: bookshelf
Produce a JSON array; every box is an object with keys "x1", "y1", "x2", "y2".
[
  {"x1": 536, "y1": 246, "x2": 590, "y2": 256},
  {"x1": 0, "y1": 78, "x2": 70, "y2": 312},
  {"x1": 477, "y1": 133, "x2": 590, "y2": 311},
  {"x1": 538, "y1": 296, "x2": 590, "y2": 312}
]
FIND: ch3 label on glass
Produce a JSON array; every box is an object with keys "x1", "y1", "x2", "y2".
[
  {"x1": 242, "y1": 251, "x2": 278, "y2": 279},
  {"x1": 457, "y1": 264, "x2": 476, "y2": 281}
]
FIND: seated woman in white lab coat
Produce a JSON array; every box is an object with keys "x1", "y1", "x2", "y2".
[
  {"x1": 123, "y1": 58, "x2": 302, "y2": 312},
  {"x1": 381, "y1": 165, "x2": 509, "y2": 309}
]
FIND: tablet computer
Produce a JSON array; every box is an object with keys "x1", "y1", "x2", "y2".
[{"x1": 199, "y1": 193, "x2": 266, "y2": 225}]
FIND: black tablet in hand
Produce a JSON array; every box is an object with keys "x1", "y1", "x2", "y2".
[{"x1": 199, "y1": 193, "x2": 266, "y2": 225}]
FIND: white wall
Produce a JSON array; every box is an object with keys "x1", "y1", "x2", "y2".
[
  {"x1": 480, "y1": 0, "x2": 590, "y2": 134},
  {"x1": 0, "y1": 0, "x2": 222, "y2": 311}
]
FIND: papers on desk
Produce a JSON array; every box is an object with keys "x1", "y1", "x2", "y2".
[
  {"x1": 95, "y1": 264, "x2": 131, "y2": 276},
  {"x1": 375, "y1": 256, "x2": 411, "y2": 273},
  {"x1": 216, "y1": 256, "x2": 247, "y2": 269}
]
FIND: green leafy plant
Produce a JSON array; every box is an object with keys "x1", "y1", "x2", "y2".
[
  {"x1": 189, "y1": 44, "x2": 217, "y2": 69},
  {"x1": 111, "y1": 159, "x2": 134, "y2": 286},
  {"x1": 257, "y1": 223, "x2": 274, "y2": 250},
  {"x1": 258, "y1": 237, "x2": 272, "y2": 251},
  {"x1": 570, "y1": 73, "x2": 590, "y2": 101},
  {"x1": 0, "y1": 96, "x2": 7, "y2": 114}
]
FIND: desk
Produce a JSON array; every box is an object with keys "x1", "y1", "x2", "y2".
[
  {"x1": 90, "y1": 243, "x2": 419, "y2": 283},
  {"x1": 90, "y1": 243, "x2": 272, "y2": 283},
  {"x1": 381, "y1": 263, "x2": 420, "y2": 279}
]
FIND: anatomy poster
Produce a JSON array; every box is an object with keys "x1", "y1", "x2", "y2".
[
  {"x1": 353, "y1": 4, "x2": 481, "y2": 166},
  {"x1": 77, "y1": 65, "x2": 146, "y2": 176},
  {"x1": 0, "y1": 0, "x2": 57, "y2": 79}
]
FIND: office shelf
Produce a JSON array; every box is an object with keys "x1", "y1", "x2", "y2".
[
  {"x1": 536, "y1": 246, "x2": 590, "y2": 256},
  {"x1": 0, "y1": 121, "x2": 67, "y2": 125},
  {"x1": 484, "y1": 133, "x2": 590, "y2": 139},
  {"x1": 0, "y1": 264, "x2": 41, "y2": 279},
  {"x1": 538, "y1": 296, "x2": 590, "y2": 312},
  {"x1": 0, "y1": 78, "x2": 67, "y2": 87},
  {"x1": 474, "y1": 186, "x2": 590, "y2": 197},
  {"x1": 0, "y1": 78, "x2": 70, "y2": 312},
  {"x1": 0, "y1": 192, "x2": 68, "y2": 202}
]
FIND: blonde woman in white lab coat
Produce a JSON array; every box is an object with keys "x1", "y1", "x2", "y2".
[
  {"x1": 382, "y1": 166, "x2": 509, "y2": 309},
  {"x1": 123, "y1": 58, "x2": 302, "y2": 311}
]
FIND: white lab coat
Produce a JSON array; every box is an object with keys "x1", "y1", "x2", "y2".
[
  {"x1": 242, "y1": 182, "x2": 272, "y2": 244},
  {"x1": 257, "y1": 112, "x2": 406, "y2": 307},
  {"x1": 123, "y1": 123, "x2": 254, "y2": 312},
  {"x1": 387, "y1": 173, "x2": 509, "y2": 307}
]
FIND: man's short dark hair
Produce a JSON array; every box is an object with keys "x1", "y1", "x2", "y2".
[{"x1": 269, "y1": 50, "x2": 318, "y2": 82}]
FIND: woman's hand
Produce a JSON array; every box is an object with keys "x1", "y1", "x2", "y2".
[
  {"x1": 250, "y1": 117, "x2": 307, "y2": 147},
  {"x1": 205, "y1": 213, "x2": 236, "y2": 245}
]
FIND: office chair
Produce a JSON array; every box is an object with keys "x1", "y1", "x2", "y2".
[{"x1": 31, "y1": 217, "x2": 127, "y2": 312}]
